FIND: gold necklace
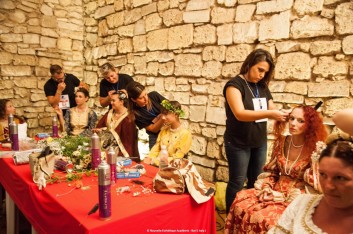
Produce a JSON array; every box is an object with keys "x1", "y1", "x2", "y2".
[
  {"x1": 284, "y1": 137, "x2": 303, "y2": 175},
  {"x1": 291, "y1": 139, "x2": 304, "y2": 148}
]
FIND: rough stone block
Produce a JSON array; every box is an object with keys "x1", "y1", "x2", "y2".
[
  {"x1": 147, "y1": 29, "x2": 168, "y2": 51},
  {"x1": 194, "y1": 24, "x2": 217, "y2": 45},
  {"x1": 272, "y1": 93, "x2": 304, "y2": 104},
  {"x1": 284, "y1": 82, "x2": 308, "y2": 95},
  {"x1": 259, "y1": 11, "x2": 290, "y2": 41},
  {"x1": 313, "y1": 56, "x2": 348, "y2": 78},
  {"x1": 342, "y1": 35, "x2": 353, "y2": 55},
  {"x1": 211, "y1": 7, "x2": 235, "y2": 24},
  {"x1": 275, "y1": 52, "x2": 311, "y2": 80},
  {"x1": 217, "y1": 24, "x2": 232, "y2": 45},
  {"x1": 175, "y1": 54, "x2": 202, "y2": 77},
  {"x1": 308, "y1": 80, "x2": 350, "y2": 98},
  {"x1": 291, "y1": 16, "x2": 334, "y2": 39},
  {"x1": 257, "y1": 0, "x2": 293, "y2": 14},
  {"x1": 162, "y1": 9, "x2": 183, "y2": 27},
  {"x1": 206, "y1": 106, "x2": 226, "y2": 125},
  {"x1": 190, "y1": 135, "x2": 207, "y2": 154},
  {"x1": 202, "y1": 61, "x2": 222, "y2": 79},
  {"x1": 335, "y1": 2, "x2": 353, "y2": 35},
  {"x1": 225, "y1": 44, "x2": 253, "y2": 62},
  {"x1": 222, "y1": 62, "x2": 242, "y2": 78},
  {"x1": 202, "y1": 46, "x2": 226, "y2": 61},
  {"x1": 168, "y1": 24, "x2": 193, "y2": 50},
  {"x1": 310, "y1": 40, "x2": 341, "y2": 56},
  {"x1": 106, "y1": 12, "x2": 124, "y2": 29},
  {"x1": 294, "y1": 0, "x2": 324, "y2": 15},
  {"x1": 235, "y1": 4, "x2": 256, "y2": 22},
  {"x1": 324, "y1": 98, "x2": 353, "y2": 117},
  {"x1": 183, "y1": 10, "x2": 210, "y2": 23},
  {"x1": 189, "y1": 105, "x2": 206, "y2": 122},
  {"x1": 133, "y1": 35, "x2": 147, "y2": 52},
  {"x1": 233, "y1": 22, "x2": 258, "y2": 43},
  {"x1": 145, "y1": 13, "x2": 162, "y2": 32},
  {"x1": 159, "y1": 62, "x2": 174, "y2": 76},
  {"x1": 1, "y1": 65, "x2": 32, "y2": 76}
]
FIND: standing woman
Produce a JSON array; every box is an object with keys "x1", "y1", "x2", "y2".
[
  {"x1": 223, "y1": 49, "x2": 288, "y2": 214},
  {"x1": 0, "y1": 99, "x2": 25, "y2": 142},
  {"x1": 95, "y1": 91, "x2": 140, "y2": 161},
  {"x1": 99, "y1": 62, "x2": 134, "y2": 109},
  {"x1": 126, "y1": 81, "x2": 167, "y2": 149},
  {"x1": 55, "y1": 87, "x2": 97, "y2": 136}
]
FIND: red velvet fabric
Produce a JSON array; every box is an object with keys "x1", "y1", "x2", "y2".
[{"x1": 0, "y1": 158, "x2": 216, "y2": 234}]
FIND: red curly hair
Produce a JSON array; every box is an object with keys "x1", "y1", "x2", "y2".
[{"x1": 272, "y1": 105, "x2": 327, "y2": 157}]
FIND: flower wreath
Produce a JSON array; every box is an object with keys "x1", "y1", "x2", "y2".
[{"x1": 161, "y1": 100, "x2": 185, "y2": 117}]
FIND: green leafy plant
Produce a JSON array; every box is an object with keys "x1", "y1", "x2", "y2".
[{"x1": 161, "y1": 100, "x2": 185, "y2": 117}]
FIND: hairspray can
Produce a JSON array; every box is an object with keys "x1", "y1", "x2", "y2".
[
  {"x1": 91, "y1": 133, "x2": 101, "y2": 169},
  {"x1": 8, "y1": 114, "x2": 14, "y2": 125},
  {"x1": 52, "y1": 116, "x2": 59, "y2": 137},
  {"x1": 98, "y1": 160, "x2": 111, "y2": 220},
  {"x1": 107, "y1": 147, "x2": 117, "y2": 184},
  {"x1": 9, "y1": 122, "x2": 19, "y2": 151}
]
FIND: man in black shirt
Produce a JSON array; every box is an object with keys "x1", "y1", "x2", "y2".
[{"x1": 44, "y1": 64, "x2": 87, "y2": 115}]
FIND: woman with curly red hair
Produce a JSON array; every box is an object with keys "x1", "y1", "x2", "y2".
[{"x1": 224, "y1": 105, "x2": 327, "y2": 234}]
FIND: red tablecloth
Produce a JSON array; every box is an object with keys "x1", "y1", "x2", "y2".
[{"x1": 0, "y1": 158, "x2": 216, "y2": 234}]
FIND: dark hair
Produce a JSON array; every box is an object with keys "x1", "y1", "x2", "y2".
[
  {"x1": 320, "y1": 140, "x2": 353, "y2": 167},
  {"x1": 126, "y1": 81, "x2": 145, "y2": 100},
  {"x1": 76, "y1": 87, "x2": 89, "y2": 98},
  {"x1": 50, "y1": 64, "x2": 63, "y2": 75},
  {"x1": 273, "y1": 105, "x2": 327, "y2": 157},
  {"x1": 0, "y1": 99, "x2": 10, "y2": 119},
  {"x1": 112, "y1": 91, "x2": 128, "y2": 107},
  {"x1": 0, "y1": 99, "x2": 24, "y2": 123},
  {"x1": 240, "y1": 49, "x2": 275, "y2": 87}
]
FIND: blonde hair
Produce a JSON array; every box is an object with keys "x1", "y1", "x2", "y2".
[{"x1": 99, "y1": 62, "x2": 116, "y2": 78}]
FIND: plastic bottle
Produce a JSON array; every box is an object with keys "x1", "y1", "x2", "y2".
[
  {"x1": 107, "y1": 147, "x2": 117, "y2": 184},
  {"x1": 91, "y1": 133, "x2": 101, "y2": 169},
  {"x1": 52, "y1": 116, "x2": 59, "y2": 137},
  {"x1": 9, "y1": 122, "x2": 19, "y2": 151},
  {"x1": 98, "y1": 160, "x2": 111, "y2": 220},
  {"x1": 159, "y1": 145, "x2": 169, "y2": 169}
]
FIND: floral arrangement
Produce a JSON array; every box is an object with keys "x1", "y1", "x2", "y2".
[
  {"x1": 37, "y1": 135, "x2": 93, "y2": 171},
  {"x1": 161, "y1": 100, "x2": 185, "y2": 117}
]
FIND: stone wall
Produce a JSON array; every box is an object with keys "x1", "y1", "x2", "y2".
[{"x1": 1, "y1": 0, "x2": 352, "y2": 183}]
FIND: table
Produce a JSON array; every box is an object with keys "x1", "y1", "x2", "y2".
[{"x1": 0, "y1": 157, "x2": 216, "y2": 234}]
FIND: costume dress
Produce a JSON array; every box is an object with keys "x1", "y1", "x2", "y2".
[
  {"x1": 132, "y1": 91, "x2": 166, "y2": 148},
  {"x1": 224, "y1": 136, "x2": 320, "y2": 234},
  {"x1": 148, "y1": 125, "x2": 192, "y2": 166},
  {"x1": 44, "y1": 73, "x2": 80, "y2": 109},
  {"x1": 268, "y1": 194, "x2": 326, "y2": 234},
  {"x1": 96, "y1": 109, "x2": 139, "y2": 161},
  {"x1": 0, "y1": 117, "x2": 24, "y2": 142},
  {"x1": 63, "y1": 107, "x2": 97, "y2": 136},
  {"x1": 99, "y1": 74, "x2": 133, "y2": 109}
]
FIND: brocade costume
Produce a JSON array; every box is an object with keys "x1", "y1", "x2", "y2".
[
  {"x1": 224, "y1": 136, "x2": 321, "y2": 234},
  {"x1": 63, "y1": 107, "x2": 97, "y2": 136}
]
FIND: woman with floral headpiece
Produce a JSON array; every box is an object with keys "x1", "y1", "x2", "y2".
[
  {"x1": 225, "y1": 105, "x2": 327, "y2": 234},
  {"x1": 94, "y1": 91, "x2": 140, "y2": 161},
  {"x1": 144, "y1": 100, "x2": 192, "y2": 166},
  {"x1": 269, "y1": 133, "x2": 353, "y2": 234}
]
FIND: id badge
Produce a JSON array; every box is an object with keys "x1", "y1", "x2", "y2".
[
  {"x1": 253, "y1": 98, "x2": 268, "y2": 123},
  {"x1": 59, "y1": 94, "x2": 70, "y2": 109}
]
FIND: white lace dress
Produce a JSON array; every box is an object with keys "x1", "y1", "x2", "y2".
[{"x1": 268, "y1": 194, "x2": 327, "y2": 234}]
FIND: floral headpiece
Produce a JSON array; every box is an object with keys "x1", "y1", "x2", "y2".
[
  {"x1": 311, "y1": 141, "x2": 327, "y2": 161},
  {"x1": 161, "y1": 100, "x2": 185, "y2": 117}
]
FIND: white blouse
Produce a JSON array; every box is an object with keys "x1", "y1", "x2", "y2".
[{"x1": 268, "y1": 194, "x2": 327, "y2": 234}]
